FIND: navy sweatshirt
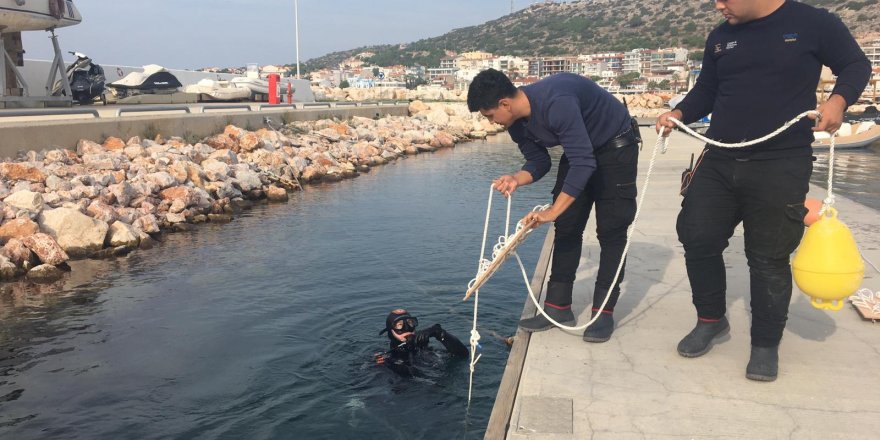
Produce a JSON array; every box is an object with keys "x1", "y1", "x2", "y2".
[
  {"x1": 509, "y1": 73, "x2": 631, "y2": 197},
  {"x1": 675, "y1": 1, "x2": 871, "y2": 158}
]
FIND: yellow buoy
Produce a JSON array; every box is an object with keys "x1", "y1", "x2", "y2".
[{"x1": 792, "y1": 207, "x2": 864, "y2": 311}]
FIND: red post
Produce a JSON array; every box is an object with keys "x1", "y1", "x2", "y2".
[
  {"x1": 268, "y1": 73, "x2": 280, "y2": 104},
  {"x1": 287, "y1": 81, "x2": 293, "y2": 103}
]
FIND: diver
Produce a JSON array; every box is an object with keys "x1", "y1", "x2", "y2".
[{"x1": 376, "y1": 308, "x2": 468, "y2": 376}]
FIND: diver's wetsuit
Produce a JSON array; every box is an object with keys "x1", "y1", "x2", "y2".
[{"x1": 381, "y1": 324, "x2": 468, "y2": 376}]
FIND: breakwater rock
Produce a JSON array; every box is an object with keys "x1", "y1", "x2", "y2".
[{"x1": 0, "y1": 103, "x2": 501, "y2": 283}]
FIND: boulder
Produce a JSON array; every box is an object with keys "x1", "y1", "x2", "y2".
[
  {"x1": 38, "y1": 208, "x2": 110, "y2": 257},
  {"x1": 2, "y1": 238, "x2": 34, "y2": 267},
  {"x1": 21, "y1": 233, "x2": 69, "y2": 265},
  {"x1": 266, "y1": 185, "x2": 288, "y2": 203},
  {"x1": 103, "y1": 136, "x2": 126, "y2": 151},
  {"x1": 106, "y1": 221, "x2": 140, "y2": 248},
  {"x1": 0, "y1": 163, "x2": 47, "y2": 183},
  {"x1": 27, "y1": 264, "x2": 64, "y2": 282},
  {"x1": 0, "y1": 218, "x2": 39, "y2": 243},
  {"x1": 4, "y1": 190, "x2": 44, "y2": 212}
]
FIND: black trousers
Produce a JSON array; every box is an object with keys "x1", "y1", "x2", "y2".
[
  {"x1": 676, "y1": 152, "x2": 812, "y2": 347},
  {"x1": 548, "y1": 142, "x2": 639, "y2": 311}
]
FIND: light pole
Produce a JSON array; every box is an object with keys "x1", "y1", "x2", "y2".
[{"x1": 295, "y1": 0, "x2": 301, "y2": 79}]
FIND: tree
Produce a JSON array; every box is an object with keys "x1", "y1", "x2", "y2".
[
  {"x1": 372, "y1": 67, "x2": 380, "y2": 77},
  {"x1": 617, "y1": 72, "x2": 640, "y2": 88},
  {"x1": 339, "y1": 80, "x2": 350, "y2": 89}
]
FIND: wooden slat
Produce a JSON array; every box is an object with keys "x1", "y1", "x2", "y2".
[
  {"x1": 464, "y1": 218, "x2": 539, "y2": 301},
  {"x1": 484, "y1": 228, "x2": 555, "y2": 440}
]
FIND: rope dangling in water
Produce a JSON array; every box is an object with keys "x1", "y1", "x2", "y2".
[{"x1": 465, "y1": 185, "x2": 549, "y2": 403}]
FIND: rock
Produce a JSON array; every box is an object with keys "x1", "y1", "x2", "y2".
[
  {"x1": 201, "y1": 159, "x2": 230, "y2": 181},
  {"x1": 266, "y1": 185, "x2": 288, "y2": 202},
  {"x1": 144, "y1": 172, "x2": 176, "y2": 189},
  {"x1": 207, "y1": 213, "x2": 232, "y2": 223},
  {"x1": 106, "y1": 221, "x2": 140, "y2": 248},
  {"x1": 27, "y1": 264, "x2": 64, "y2": 282},
  {"x1": 76, "y1": 139, "x2": 106, "y2": 155},
  {"x1": 134, "y1": 214, "x2": 160, "y2": 234},
  {"x1": 38, "y1": 208, "x2": 110, "y2": 257},
  {"x1": 4, "y1": 190, "x2": 44, "y2": 212},
  {"x1": 209, "y1": 149, "x2": 239, "y2": 165},
  {"x1": 165, "y1": 212, "x2": 186, "y2": 224},
  {"x1": 21, "y1": 233, "x2": 69, "y2": 265},
  {"x1": 426, "y1": 109, "x2": 450, "y2": 125},
  {"x1": 431, "y1": 131, "x2": 455, "y2": 148},
  {"x1": 82, "y1": 153, "x2": 122, "y2": 170},
  {"x1": 204, "y1": 134, "x2": 237, "y2": 151},
  {"x1": 45, "y1": 175, "x2": 73, "y2": 192},
  {"x1": 0, "y1": 163, "x2": 47, "y2": 182},
  {"x1": 169, "y1": 199, "x2": 186, "y2": 213},
  {"x1": 167, "y1": 162, "x2": 190, "y2": 184},
  {"x1": 233, "y1": 169, "x2": 262, "y2": 192},
  {"x1": 103, "y1": 136, "x2": 126, "y2": 151},
  {"x1": 0, "y1": 254, "x2": 17, "y2": 279},
  {"x1": 0, "y1": 218, "x2": 39, "y2": 243},
  {"x1": 123, "y1": 145, "x2": 146, "y2": 160},
  {"x1": 408, "y1": 100, "x2": 430, "y2": 114},
  {"x1": 109, "y1": 182, "x2": 138, "y2": 207},
  {"x1": 2, "y1": 238, "x2": 34, "y2": 267},
  {"x1": 86, "y1": 201, "x2": 118, "y2": 223},
  {"x1": 238, "y1": 132, "x2": 264, "y2": 152},
  {"x1": 159, "y1": 186, "x2": 195, "y2": 207}
]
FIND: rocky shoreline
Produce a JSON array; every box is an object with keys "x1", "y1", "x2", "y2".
[{"x1": 0, "y1": 101, "x2": 503, "y2": 284}]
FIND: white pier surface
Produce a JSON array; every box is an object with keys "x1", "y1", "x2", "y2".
[{"x1": 488, "y1": 130, "x2": 880, "y2": 439}]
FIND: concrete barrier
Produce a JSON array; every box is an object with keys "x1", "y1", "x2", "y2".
[{"x1": 0, "y1": 104, "x2": 408, "y2": 157}]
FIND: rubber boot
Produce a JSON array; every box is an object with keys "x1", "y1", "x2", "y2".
[
  {"x1": 518, "y1": 281, "x2": 575, "y2": 333},
  {"x1": 746, "y1": 345, "x2": 779, "y2": 382},
  {"x1": 677, "y1": 316, "x2": 730, "y2": 358},
  {"x1": 582, "y1": 308, "x2": 614, "y2": 343}
]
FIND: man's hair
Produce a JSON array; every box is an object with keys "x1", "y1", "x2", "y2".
[{"x1": 467, "y1": 69, "x2": 517, "y2": 112}]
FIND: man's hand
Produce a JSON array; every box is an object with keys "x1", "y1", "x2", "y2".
[
  {"x1": 655, "y1": 109, "x2": 683, "y2": 137},
  {"x1": 810, "y1": 94, "x2": 846, "y2": 134},
  {"x1": 492, "y1": 175, "x2": 519, "y2": 197},
  {"x1": 520, "y1": 209, "x2": 559, "y2": 228}
]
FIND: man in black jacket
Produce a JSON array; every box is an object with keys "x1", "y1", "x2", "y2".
[
  {"x1": 468, "y1": 69, "x2": 641, "y2": 343},
  {"x1": 656, "y1": 0, "x2": 871, "y2": 381}
]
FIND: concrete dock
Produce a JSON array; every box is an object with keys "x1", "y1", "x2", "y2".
[{"x1": 487, "y1": 130, "x2": 880, "y2": 439}]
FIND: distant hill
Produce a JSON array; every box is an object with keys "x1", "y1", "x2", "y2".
[{"x1": 301, "y1": 0, "x2": 879, "y2": 72}]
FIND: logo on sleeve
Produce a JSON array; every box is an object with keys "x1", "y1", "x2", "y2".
[
  {"x1": 783, "y1": 33, "x2": 798, "y2": 43},
  {"x1": 725, "y1": 41, "x2": 738, "y2": 50}
]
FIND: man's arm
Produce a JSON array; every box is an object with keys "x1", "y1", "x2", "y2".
[
  {"x1": 496, "y1": 123, "x2": 551, "y2": 196},
  {"x1": 813, "y1": 11, "x2": 872, "y2": 133},
  {"x1": 523, "y1": 96, "x2": 594, "y2": 226}
]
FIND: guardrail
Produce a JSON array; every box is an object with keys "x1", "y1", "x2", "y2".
[
  {"x1": 0, "y1": 101, "x2": 410, "y2": 120},
  {"x1": 115, "y1": 106, "x2": 192, "y2": 117},
  {"x1": 0, "y1": 108, "x2": 100, "y2": 118}
]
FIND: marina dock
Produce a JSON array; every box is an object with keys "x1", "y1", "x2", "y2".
[{"x1": 487, "y1": 130, "x2": 880, "y2": 439}]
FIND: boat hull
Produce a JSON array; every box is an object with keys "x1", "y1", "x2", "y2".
[{"x1": 0, "y1": 0, "x2": 82, "y2": 32}]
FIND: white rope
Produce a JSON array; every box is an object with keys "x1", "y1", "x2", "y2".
[
  {"x1": 850, "y1": 288, "x2": 880, "y2": 315},
  {"x1": 466, "y1": 185, "x2": 549, "y2": 403}
]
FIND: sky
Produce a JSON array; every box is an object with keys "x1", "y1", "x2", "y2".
[{"x1": 21, "y1": 0, "x2": 534, "y2": 70}]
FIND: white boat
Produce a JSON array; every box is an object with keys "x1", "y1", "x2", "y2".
[
  {"x1": 107, "y1": 64, "x2": 183, "y2": 98},
  {"x1": 184, "y1": 78, "x2": 251, "y2": 101},
  {"x1": 0, "y1": 0, "x2": 82, "y2": 32},
  {"x1": 230, "y1": 76, "x2": 270, "y2": 95},
  {"x1": 813, "y1": 121, "x2": 880, "y2": 149}
]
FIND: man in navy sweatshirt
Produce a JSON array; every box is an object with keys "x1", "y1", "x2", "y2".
[
  {"x1": 468, "y1": 69, "x2": 641, "y2": 343},
  {"x1": 656, "y1": 0, "x2": 871, "y2": 381}
]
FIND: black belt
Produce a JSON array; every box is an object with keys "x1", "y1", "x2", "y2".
[{"x1": 597, "y1": 128, "x2": 640, "y2": 154}]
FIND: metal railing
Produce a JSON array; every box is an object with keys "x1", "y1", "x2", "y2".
[
  {"x1": 0, "y1": 108, "x2": 100, "y2": 118},
  {"x1": 0, "y1": 101, "x2": 409, "y2": 120}
]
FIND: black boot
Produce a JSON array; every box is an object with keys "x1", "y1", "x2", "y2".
[
  {"x1": 582, "y1": 309, "x2": 614, "y2": 343},
  {"x1": 677, "y1": 316, "x2": 730, "y2": 358},
  {"x1": 518, "y1": 281, "x2": 575, "y2": 333},
  {"x1": 746, "y1": 345, "x2": 779, "y2": 382}
]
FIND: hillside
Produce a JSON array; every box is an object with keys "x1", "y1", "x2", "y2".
[{"x1": 301, "y1": 0, "x2": 879, "y2": 72}]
